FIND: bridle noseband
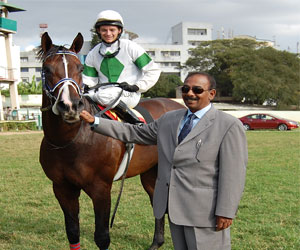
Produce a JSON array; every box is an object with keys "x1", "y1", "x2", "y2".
[{"x1": 41, "y1": 50, "x2": 83, "y2": 112}]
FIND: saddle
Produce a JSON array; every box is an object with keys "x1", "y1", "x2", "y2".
[{"x1": 85, "y1": 97, "x2": 153, "y2": 181}]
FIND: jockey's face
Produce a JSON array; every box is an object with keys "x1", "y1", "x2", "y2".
[{"x1": 98, "y1": 25, "x2": 122, "y2": 43}]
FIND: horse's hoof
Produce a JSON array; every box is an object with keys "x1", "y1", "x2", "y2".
[{"x1": 148, "y1": 243, "x2": 163, "y2": 250}]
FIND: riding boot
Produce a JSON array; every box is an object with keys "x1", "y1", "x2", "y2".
[{"x1": 114, "y1": 101, "x2": 143, "y2": 124}]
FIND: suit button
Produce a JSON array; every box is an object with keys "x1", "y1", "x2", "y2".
[
  {"x1": 173, "y1": 166, "x2": 176, "y2": 169},
  {"x1": 166, "y1": 183, "x2": 169, "y2": 187}
]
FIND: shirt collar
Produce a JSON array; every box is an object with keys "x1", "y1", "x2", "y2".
[{"x1": 186, "y1": 103, "x2": 212, "y2": 120}]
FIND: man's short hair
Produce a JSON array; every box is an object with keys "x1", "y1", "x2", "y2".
[{"x1": 184, "y1": 72, "x2": 216, "y2": 90}]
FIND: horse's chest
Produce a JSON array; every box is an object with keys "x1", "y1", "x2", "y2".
[{"x1": 41, "y1": 152, "x2": 87, "y2": 185}]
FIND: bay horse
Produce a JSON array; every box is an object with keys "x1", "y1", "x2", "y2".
[{"x1": 38, "y1": 32, "x2": 184, "y2": 250}]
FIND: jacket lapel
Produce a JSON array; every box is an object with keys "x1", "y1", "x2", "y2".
[
  {"x1": 179, "y1": 106, "x2": 216, "y2": 144},
  {"x1": 172, "y1": 109, "x2": 187, "y2": 142}
]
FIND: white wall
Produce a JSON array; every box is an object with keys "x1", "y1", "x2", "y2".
[
  {"x1": 171, "y1": 99, "x2": 300, "y2": 122},
  {"x1": 1, "y1": 94, "x2": 42, "y2": 107}
]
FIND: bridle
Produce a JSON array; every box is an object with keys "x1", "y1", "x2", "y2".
[
  {"x1": 41, "y1": 50, "x2": 83, "y2": 112},
  {"x1": 41, "y1": 50, "x2": 85, "y2": 149}
]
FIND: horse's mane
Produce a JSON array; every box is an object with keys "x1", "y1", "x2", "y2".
[{"x1": 37, "y1": 44, "x2": 69, "y2": 61}]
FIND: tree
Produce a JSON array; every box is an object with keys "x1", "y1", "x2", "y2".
[
  {"x1": 184, "y1": 38, "x2": 300, "y2": 108},
  {"x1": 143, "y1": 74, "x2": 183, "y2": 98},
  {"x1": 231, "y1": 47, "x2": 299, "y2": 108},
  {"x1": 1, "y1": 76, "x2": 42, "y2": 97},
  {"x1": 90, "y1": 28, "x2": 101, "y2": 49},
  {"x1": 18, "y1": 76, "x2": 42, "y2": 95}
]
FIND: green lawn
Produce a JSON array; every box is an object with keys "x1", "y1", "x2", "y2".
[{"x1": 0, "y1": 130, "x2": 299, "y2": 249}]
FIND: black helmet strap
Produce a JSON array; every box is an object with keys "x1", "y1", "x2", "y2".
[{"x1": 98, "y1": 40, "x2": 121, "y2": 58}]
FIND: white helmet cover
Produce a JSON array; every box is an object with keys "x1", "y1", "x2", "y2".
[{"x1": 95, "y1": 10, "x2": 124, "y2": 29}]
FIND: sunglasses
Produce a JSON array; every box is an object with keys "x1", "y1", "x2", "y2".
[{"x1": 181, "y1": 85, "x2": 211, "y2": 94}]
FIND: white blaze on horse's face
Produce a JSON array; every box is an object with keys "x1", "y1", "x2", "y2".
[
  {"x1": 60, "y1": 54, "x2": 73, "y2": 108},
  {"x1": 51, "y1": 53, "x2": 81, "y2": 118}
]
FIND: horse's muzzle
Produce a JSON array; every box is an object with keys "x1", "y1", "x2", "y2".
[{"x1": 57, "y1": 99, "x2": 84, "y2": 123}]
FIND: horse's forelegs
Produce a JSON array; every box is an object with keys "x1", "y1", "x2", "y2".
[
  {"x1": 85, "y1": 181, "x2": 111, "y2": 250},
  {"x1": 140, "y1": 166, "x2": 165, "y2": 249},
  {"x1": 53, "y1": 183, "x2": 81, "y2": 247}
]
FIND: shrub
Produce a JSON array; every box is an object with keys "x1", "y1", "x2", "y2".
[{"x1": 0, "y1": 121, "x2": 37, "y2": 131}]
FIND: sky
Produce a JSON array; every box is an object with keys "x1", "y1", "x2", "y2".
[{"x1": 6, "y1": 0, "x2": 300, "y2": 53}]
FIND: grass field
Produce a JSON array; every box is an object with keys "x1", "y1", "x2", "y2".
[{"x1": 0, "y1": 130, "x2": 299, "y2": 250}]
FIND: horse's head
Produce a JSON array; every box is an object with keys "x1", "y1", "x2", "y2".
[{"x1": 39, "y1": 32, "x2": 84, "y2": 123}]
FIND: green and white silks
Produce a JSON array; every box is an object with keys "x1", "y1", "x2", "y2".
[{"x1": 83, "y1": 39, "x2": 161, "y2": 108}]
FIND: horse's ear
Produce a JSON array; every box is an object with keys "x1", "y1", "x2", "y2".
[
  {"x1": 70, "y1": 33, "x2": 84, "y2": 54},
  {"x1": 41, "y1": 32, "x2": 53, "y2": 53}
]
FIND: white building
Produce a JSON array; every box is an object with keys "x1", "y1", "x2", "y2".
[{"x1": 20, "y1": 48, "x2": 42, "y2": 83}]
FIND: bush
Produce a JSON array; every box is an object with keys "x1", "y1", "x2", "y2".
[{"x1": 0, "y1": 121, "x2": 37, "y2": 131}]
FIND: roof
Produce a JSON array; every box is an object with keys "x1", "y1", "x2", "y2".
[{"x1": 0, "y1": 2, "x2": 25, "y2": 12}]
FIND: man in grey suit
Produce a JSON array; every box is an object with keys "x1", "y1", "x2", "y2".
[{"x1": 80, "y1": 72, "x2": 248, "y2": 250}]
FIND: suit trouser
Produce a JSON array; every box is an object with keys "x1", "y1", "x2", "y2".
[{"x1": 169, "y1": 218, "x2": 231, "y2": 250}]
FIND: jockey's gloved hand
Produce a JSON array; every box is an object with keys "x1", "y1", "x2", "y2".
[
  {"x1": 119, "y1": 82, "x2": 139, "y2": 92},
  {"x1": 83, "y1": 84, "x2": 90, "y2": 94}
]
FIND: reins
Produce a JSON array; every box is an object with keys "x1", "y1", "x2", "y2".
[{"x1": 84, "y1": 82, "x2": 124, "y2": 119}]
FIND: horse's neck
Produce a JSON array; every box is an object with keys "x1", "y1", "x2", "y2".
[{"x1": 42, "y1": 112, "x2": 82, "y2": 145}]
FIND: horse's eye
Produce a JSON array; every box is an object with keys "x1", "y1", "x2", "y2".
[{"x1": 43, "y1": 65, "x2": 52, "y2": 74}]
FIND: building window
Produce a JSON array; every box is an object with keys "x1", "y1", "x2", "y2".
[
  {"x1": 147, "y1": 51, "x2": 155, "y2": 57},
  {"x1": 170, "y1": 51, "x2": 180, "y2": 56},
  {"x1": 161, "y1": 51, "x2": 181, "y2": 57},
  {"x1": 188, "y1": 41, "x2": 202, "y2": 46},
  {"x1": 21, "y1": 67, "x2": 29, "y2": 72},
  {"x1": 21, "y1": 77, "x2": 29, "y2": 83},
  {"x1": 188, "y1": 28, "x2": 207, "y2": 35},
  {"x1": 35, "y1": 57, "x2": 41, "y2": 62},
  {"x1": 20, "y1": 57, "x2": 28, "y2": 62},
  {"x1": 160, "y1": 62, "x2": 180, "y2": 67},
  {"x1": 36, "y1": 77, "x2": 42, "y2": 82},
  {"x1": 35, "y1": 67, "x2": 42, "y2": 72}
]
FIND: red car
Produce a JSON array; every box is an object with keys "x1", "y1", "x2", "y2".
[{"x1": 239, "y1": 113, "x2": 299, "y2": 131}]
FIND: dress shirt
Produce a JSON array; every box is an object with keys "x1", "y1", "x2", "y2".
[{"x1": 178, "y1": 103, "x2": 212, "y2": 136}]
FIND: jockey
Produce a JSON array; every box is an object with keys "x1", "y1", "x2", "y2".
[{"x1": 83, "y1": 10, "x2": 161, "y2": 124}]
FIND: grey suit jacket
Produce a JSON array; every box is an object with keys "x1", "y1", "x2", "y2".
[{"x1": 93, "y1": 105, "x2": 248, "y2": 227}]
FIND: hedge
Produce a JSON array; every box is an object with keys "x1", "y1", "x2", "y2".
[{"x1": 0, "y1": 121, "x2": 38, "y2": 131}]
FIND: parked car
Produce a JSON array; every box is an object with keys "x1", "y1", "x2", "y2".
[{"x1": 239, "y1": 113, "x2": 299, "y2": 131}]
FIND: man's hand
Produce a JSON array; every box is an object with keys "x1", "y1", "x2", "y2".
[
  {"x1": 80, "y1": 110, "x2": 95, "y2": 124},
  {"x1": 216, "y1": 216, "x2": 233, "y2": 231},
  {"x1": 119, "y1": 82, "x2": 139, "y2": 92}
]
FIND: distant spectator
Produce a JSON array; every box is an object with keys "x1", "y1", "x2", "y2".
[
  {"x1": 11, "y1": 108, "x2": 18, "y2": 120},
  {"x1": 6, "y1": 107, "x2": 12, "y2": 120}
]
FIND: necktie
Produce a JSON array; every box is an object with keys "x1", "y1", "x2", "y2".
[{"x1": 178, "y1": 114, "x2": 196, "y2": 144}]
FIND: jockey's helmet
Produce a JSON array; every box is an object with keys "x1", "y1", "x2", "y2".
[{"x1": 94, "y1": 10, "x2": 124, "y2": 32}]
